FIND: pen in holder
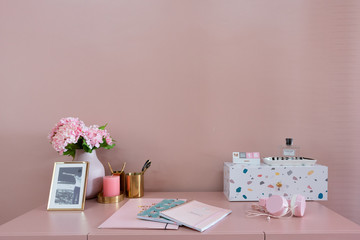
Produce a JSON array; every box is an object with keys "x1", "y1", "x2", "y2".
[
  {"x1": 107, "y1": 162, "x2": 126, "y2": 196},
  {"x1": 111, "y1": 163, "x2": 126, "y2": 194},
  {"x1": 126, "y1": 172, "x2": 144, "y2": 198}
]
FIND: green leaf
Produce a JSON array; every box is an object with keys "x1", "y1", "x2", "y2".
[
  {"x1": 64, "y1": 149, "x2": 76, "y2": 158},
  {"x1": 99, "y1": 123, "x2": 108, "y2": 130},
  {"x1": 104, "y1": 144, "x2": 115, "y2": 149},
  {"x1": 81, "y1": 139, "x2": 91, "y2": 152},
  {"x1": 99, "y1": 140, "x2": 108, "y2": 148}
]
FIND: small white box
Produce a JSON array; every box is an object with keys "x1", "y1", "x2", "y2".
[
  {"x1": 224, "y1": 162, "x2": 328, "y2": 201},
  {"x1": 233, "y1": 152, "x2": 260, "y2": 165}
]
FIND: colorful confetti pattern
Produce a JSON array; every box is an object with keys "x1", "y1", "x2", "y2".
[{"x1": 224, "y1": 162, "x2": 328, "y2": 201}]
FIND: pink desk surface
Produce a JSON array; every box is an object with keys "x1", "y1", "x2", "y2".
[
  {"x1": 0, "y1": 196, "x2": 120, "y2": 240},
  {"x1": 1, "y1": 192, "x2": 360, "y2": 240},
  {"x1": 89, "y1": 192, "x2": 263, "y2": 240}
]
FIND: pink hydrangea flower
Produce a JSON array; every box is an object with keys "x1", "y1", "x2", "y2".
[
  {"x1": 48, "y1": 117, "x2": 115, "y2": 157},
  {"x1": 48, "y1": 117, "x2": 84, "y2": 142},
  {"x1": 105, "y1": 136, "x2": 113, "y2": 145},
  {"x1": 83, "y1": 126, "x2": 100, "y2": 149},
  {"x1": 82, "y1": 125, "x2": 113, "y2": 149}
]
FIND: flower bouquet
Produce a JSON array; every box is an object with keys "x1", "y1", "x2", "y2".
[{"x1": 48, "y1": 117, "x2": 115, "y2": 158}]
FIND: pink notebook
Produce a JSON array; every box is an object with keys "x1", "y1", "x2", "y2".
[
  {"x1": 98, "y1": 198, "x2": 179, "y2": 230},
  {"x1": 159, "y1": 200, "x2": 232, "y2": 232}
]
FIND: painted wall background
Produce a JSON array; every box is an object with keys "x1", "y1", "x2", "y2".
[{"x1": 1, "y1": 0, "x2": 360, "y2": 225}]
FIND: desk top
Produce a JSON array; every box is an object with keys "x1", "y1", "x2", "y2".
[{"x1": 1, "y1": 192, "x2": 360, "y2": 240}]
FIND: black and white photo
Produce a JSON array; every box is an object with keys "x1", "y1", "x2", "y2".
[{"x1": 47, "y1": 162, "x2": 88, "y2": 210}]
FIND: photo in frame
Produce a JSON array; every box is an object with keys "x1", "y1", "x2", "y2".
[{"x1": 47, "y1": 162, "x2": 89, "y2": 211}]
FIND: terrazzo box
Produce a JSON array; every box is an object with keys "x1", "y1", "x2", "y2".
[{"x1": 224, "y1": 162, "x2": 328, "y2": 201}]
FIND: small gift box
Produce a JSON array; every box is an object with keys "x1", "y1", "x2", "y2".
[{"x1": 224, "y1": 162, "x2": 328, "y2": 201}]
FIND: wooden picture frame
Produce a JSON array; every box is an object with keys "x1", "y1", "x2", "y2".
[{"x1": 47, "y1": 162, "x2": 89, "y2": 211}]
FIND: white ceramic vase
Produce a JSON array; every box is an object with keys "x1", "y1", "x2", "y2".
[{"x1": 73, "y1": 149, "x2": 105, "y2": 199}]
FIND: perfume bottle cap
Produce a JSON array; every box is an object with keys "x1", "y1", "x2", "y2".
[{"x1": 286, "y1": 138, "x2": 293, "y2": 146}]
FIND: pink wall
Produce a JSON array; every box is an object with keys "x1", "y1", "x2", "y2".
[{"x1": 1, "y1": 0, "x2": 360, "y2": 225}]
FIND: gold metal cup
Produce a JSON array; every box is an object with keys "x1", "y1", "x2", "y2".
[{"x1": 126, "y1": 172, "x2": 144, "y2": 198}]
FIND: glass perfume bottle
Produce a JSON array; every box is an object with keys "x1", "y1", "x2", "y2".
[{"x1": 281, "y1": 138, "x2": 299, "y2": 157}]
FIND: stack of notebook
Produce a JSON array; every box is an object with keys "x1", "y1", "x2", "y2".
[
  {"x1": 137, "y1": 199, "x2": 186, "y2": 224},
  {"x1": 98, "y1": 198, "x2": 232, "y2": 232}
]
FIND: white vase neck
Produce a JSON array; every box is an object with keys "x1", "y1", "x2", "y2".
[
  {"x1": 74, "y1": 149, "x2": 98, "y2": 162},
  {"x1": 76, "y1": 149, "x2": 97, "y2": 155}
]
